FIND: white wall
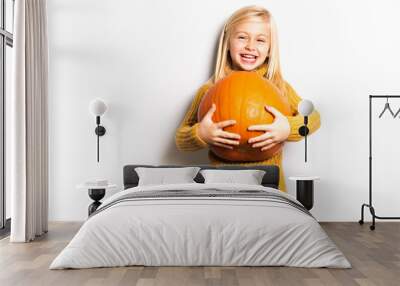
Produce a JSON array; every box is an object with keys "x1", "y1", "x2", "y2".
[{"x1": 48, "y1": 0, "x2": 400, "y2": 221}]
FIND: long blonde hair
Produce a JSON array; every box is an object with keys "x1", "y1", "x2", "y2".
[{"x1": 212, "y1": 6, "x2": 285, "y2": 92}]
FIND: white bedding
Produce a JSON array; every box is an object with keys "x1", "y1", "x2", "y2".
[{"x1": 50, "y1": 183, "x2": 351, "y2": 269}]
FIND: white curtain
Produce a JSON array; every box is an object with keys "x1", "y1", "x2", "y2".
[{"x1": 9, "y1": 0, "x2": 48, "y2": 242}]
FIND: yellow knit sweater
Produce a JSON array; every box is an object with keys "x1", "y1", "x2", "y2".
[{"x1": 175, "y1": 65, "x2": 321, "y2": 191}]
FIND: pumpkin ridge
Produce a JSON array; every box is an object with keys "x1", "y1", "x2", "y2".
[{"x1": 239, "y1": 73, "x2": 247, "y2": 149}]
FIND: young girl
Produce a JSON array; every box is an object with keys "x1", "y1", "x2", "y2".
[{"x1": 175, "y1": 6, "x2": 320, "y2": 192}]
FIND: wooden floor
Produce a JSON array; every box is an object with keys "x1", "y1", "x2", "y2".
[{"x1": 0, "y1": 222, "x2": 399, "y2": 286}]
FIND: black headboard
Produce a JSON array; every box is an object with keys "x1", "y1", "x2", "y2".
[{"x1": 123, "y1": 165, "x2": 279, "y2": 189}]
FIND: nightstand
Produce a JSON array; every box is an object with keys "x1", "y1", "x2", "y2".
[
  {"x1": 77, "y1": 183, "x2": 117, "y2": 216},
  {"x1": 288, "y1": 176, "x2": 320, "y2": 210}
]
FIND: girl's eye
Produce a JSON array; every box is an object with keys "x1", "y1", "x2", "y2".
[
  {"x1": 238, "y1": 36, "x2": 246, "y2": 40},
  {"x1": 258, "y1": 39, "x2": 266, "y2": 43}
]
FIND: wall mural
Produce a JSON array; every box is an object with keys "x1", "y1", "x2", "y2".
[{"x1": 175, "y1": 6, "x2": 321, "y2": 192}]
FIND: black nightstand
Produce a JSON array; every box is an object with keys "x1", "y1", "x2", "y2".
[
  {"x1": 77, "y1": 183, "x2": 116, "y2": 216},
  {"x1": 288, "y1": 176, "x2": 319, "y2": 210}
]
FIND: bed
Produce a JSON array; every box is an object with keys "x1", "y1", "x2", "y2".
[{"x1": 50, "y1": 165, "x2": 350, "y2": 269}]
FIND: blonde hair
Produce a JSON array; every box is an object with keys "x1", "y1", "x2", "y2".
[{"x1": 212, "y1": 6, "x2": 285, "y2": 92}]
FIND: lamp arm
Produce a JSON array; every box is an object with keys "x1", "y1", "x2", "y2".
[
  {"x1": 89, "y1": 99, "x2": 107, "y2": 163},
  {"x1": 97, "y1": 126, "x2": 100, "y2": 162},
  {"x1": 298, "y1": 99, "x2": 314, "y2": 163},
  {"x1": 305, "y1": 116, "x2": 308, "y2": 162},
  {"x1": 298, "y1": 116, "x2": 309, "y2": 163}
]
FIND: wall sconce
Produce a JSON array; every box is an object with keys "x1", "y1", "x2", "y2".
[
  {"x1": 298, "y1": 100, "x2": 314, "y2": 162},
  {"x1": 89, "y1": 99, "x2": 107, "y2": 162}
]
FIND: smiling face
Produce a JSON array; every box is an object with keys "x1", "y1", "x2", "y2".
[{"x1": 228, "y1": 17, "x2": 270, "y2": 71}]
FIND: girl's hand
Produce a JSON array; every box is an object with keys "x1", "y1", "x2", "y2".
[
  {"x1": 198, "y1": 104, "x2": 241, "y2": 150},
  {"x1": 247, "y1": 106, "x2": 290, "y2": 151}
]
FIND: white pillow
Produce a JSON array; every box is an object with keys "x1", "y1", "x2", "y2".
[
  {"x1": 135, "y1": 167, "x2": 200, "y2": 186},
  {"x1": 200, "y1": 169, "x2": 266, "y2": 185}
]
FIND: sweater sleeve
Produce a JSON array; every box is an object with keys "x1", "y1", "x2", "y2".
[
  {"x1": 285, "y1": 82, "x2": 321, "y2": 142},
  {"x1": 175, "y1": 83, "x2": 212, "y2": 151}
]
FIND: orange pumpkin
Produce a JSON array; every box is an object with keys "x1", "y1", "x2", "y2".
[{"x1": 197, "y1": 71, "x2": 292, "y2": 162}]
